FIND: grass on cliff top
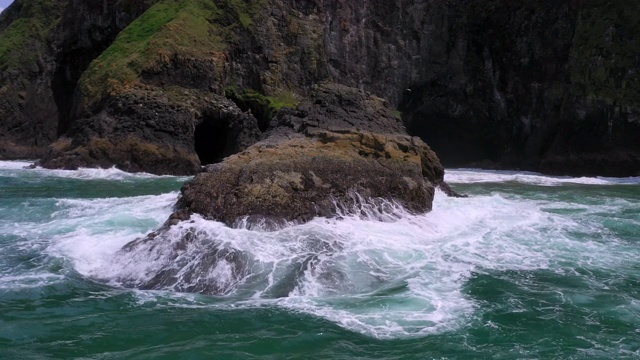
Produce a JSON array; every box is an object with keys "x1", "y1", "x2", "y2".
[
  {"x1": 79, "y1": 0, "x2": 222, "y2": 107},
  {"x1": 79, "y1": 0, "x2": 265, "y2": 110},
  {"x1": 0, "y1": 0, "x2": 67, "y2": 72}
]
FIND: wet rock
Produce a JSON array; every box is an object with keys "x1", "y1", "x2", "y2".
[
  {"x1": 119, "y1": 228, "x2": 250, "y2": 295},
  {"x1": 119, "y1": 83, "x2": 451, "y2": 294},
  {"x1": 174, "y1": 82, "x2": 445, "y2": 226},
  {"x1": 38, "y1": 88, "x2": 262, "y2": 175}
]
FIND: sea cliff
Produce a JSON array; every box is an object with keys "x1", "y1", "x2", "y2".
[{"x1": 0, "y1": 0, "x2": 638, "y2": 176}]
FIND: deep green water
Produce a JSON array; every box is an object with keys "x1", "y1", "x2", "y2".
[{"x1": 1, "y1": 161, "x2": 639, "y2": 359}]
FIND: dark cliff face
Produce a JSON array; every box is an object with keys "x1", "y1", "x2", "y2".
[
  {"x1": 1, "y1": 0, "x2": 639, "y2": 176},
  {"x1": 0, "y1": 0, "x2": 155, "y2": 159},
  {"x1": 400, "y1": 1, "x2": 640, "y2": 176}
]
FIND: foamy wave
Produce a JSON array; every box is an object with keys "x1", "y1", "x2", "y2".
[
  {"x1": 0, "y1": 273, "x2": 65, "y2": 290},
  {"x1": 445, "y1": 168, "x2": 640, "y2": 186},
  {"x1": 0, "y1": 160, "x2": 35, "y2": 170},
  {"x1": 41, "y1": 187, "x2": 634, "y2": 339},
  {"x1": 0, "y1": 160, "x2": 191, "y2": 181},
  {"x1": 52, "y1": 192, "x2": 178, "y2": 221},
  {"x1": 39, "y1": 166, "x2": 191, "y2": 181},
  {"x1": 2, "y1": 159, "x2": 622, "y2": 340},
  {"x1": 41, "y1": 193, "x2": 177, "y2": 282}
]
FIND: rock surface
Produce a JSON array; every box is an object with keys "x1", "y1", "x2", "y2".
[
  {"x1": 0, "y1": 0, "x2": 156, "y2": 159},
  {"x1": 175, "y1": 82, "x2": 444, "y2": 226},
  {"x1": 118, "y1": 82, "x2": 448, "y2": 294},
  {"x1": 2, "y1": 0, "x2": 639, "y2": 175},
  {"x1": 37, "y1": 87, "x2": 262, "y2": 175}
]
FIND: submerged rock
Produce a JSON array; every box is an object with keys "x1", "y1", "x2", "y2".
[{"x1": 118, "y1": 226, "x2": 250, "y2": 295}]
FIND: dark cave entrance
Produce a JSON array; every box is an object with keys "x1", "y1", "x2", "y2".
[{"x1": 194, "y1": 121, "x2": 230, "y2": 165}]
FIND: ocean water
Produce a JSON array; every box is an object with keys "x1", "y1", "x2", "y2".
[{"x1": 1, "y1": 160, "x2": 639, "y2": 359}]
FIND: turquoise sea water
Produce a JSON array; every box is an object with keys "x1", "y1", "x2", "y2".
[{"x1": 1, "y1": 160, "x2": 639, "y2": 359}]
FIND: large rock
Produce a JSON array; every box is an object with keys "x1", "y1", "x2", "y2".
[
  {"x1": 37, "y1": 87, "x2": 262, "y2": 175},
  {"x1": 174, "y1": 82, "x2": 444, "y2": 226},
  {"x1": 178, "y1": 130, "x2": 440, "y2": 226},
  {"x1": 117, "y1": 83, "x2": 448, "y2": 294}
]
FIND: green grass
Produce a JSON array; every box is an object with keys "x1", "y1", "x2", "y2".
[
  {"x1": 0, "y1": 0, "x2": 67, "y2": 72},
  {"x1": 225, "y1": 86, "x2": 298, "y2": 118},
  {"x1": 226, "y1": 0, "x2": 264, "y2": 29},
  {"x1": 78, "y1": 0, "x2": 269, "y2": 110},
  {"x1": 78, "y1": 0, "x2": 233, "y2": 109},
  {"x1": 269, "y1": 91, "x2": 299, "y2": 110},
  {"x1": 224, "y1": 86, "x2": 298, "y2": 130}
]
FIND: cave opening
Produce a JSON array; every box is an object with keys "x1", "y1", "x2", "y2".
[{"x1": 194, "y1": 120, "x2": 230, "y2": 165}]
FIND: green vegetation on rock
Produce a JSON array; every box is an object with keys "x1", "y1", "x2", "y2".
[
  {"x1": 225, "y1": 86, "x2": 298, "y2": 129},
  {"x1": 79, "y1": 0, "x2": 266, "y2": 110},
  {"x1": 0, "y1": 0, "x2": 67, "y2": 72},
  {"x1": 224, "y1": 0, "x2": 264, "y2": 29}
]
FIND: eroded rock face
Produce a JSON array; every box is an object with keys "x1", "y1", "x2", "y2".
[
  {"x1": 118, "y1": 83, "x2": 446, "y2": 294},
  {"x1": 4, "y1": 0, "x2": 639, "y2": 175},
  {"x1": 0, "y1": 0, "x2": 156, "y2": 159},
  {"x1": 178, "y1": 130, "x2": 440, "y2": 226},
  {"x1": 37, "y1": 88, "x2": 262, "y2": 175},
  {"x1": 174, "y1": 83, "x2": 443, "y2": 226}
]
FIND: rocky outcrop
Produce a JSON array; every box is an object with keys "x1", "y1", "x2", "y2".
[
  {"x1": 0, "y1": 0, "x2": 158, "y2": 159},
  {"x1": 400, "y1": 1, "x2": 640, "y2": 176},
  {"x1": 37, "y1": 87, "x2": 262, "y2": 175},
  {"x1": 118, "y1": 82, "x2": 448, "y2": 294},
  {"x1": 174, "y1": 82, "x2": 444, "y2": 226}
]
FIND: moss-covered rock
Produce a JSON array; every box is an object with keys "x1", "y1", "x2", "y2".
[
  {"x1": 78, "y1": 0, "x2": 227, "y2": 110},
  {"x1": 0, "y1": 0, "x2": 66, "y2": 72},
  {"x1": 172, "y1": 82, "x2": 445, "y2": 226},
  {"x1": 224, "y1": 86, "x2": 298, "y2": 130},
  {"x1": 0, "y1": 0, "x2": 156, "y2": 159}
]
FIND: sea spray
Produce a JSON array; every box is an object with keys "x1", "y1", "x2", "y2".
[
  {"x1": 2, "y1": 163, "x2": 640, "y2": 355},
  {"x1": 48, "y1": 186, "x2": 631, "y2": 338},
  {"x1": 447, "y1": 168, "x2": 640, "y2": 186}
]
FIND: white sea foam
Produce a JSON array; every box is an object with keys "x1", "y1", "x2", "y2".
[
  {"x1": 0, "y1": 160, "x2": 35, "y2": 170},
  {"x1": 446, "y1": 168, "x2": 640, "y2": 186},
  {"x1": 0, "y1": 273, "x2": 65, "y2": 290},
  {"x1": 3, "y1": 165, "x2": 632, "y2": 338},
  {"x1": 46, "y1": 192, "x2": 178, "y2": 274},
  {"x1": 0, "y1": 160, "x2": 191, "y2": 181},
  {"x1": 37, "y1": 185, "x2": 632, "y2": 339},
  {"x1": 40, "y1": 167, "x2": 191, "y2": 181}
]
